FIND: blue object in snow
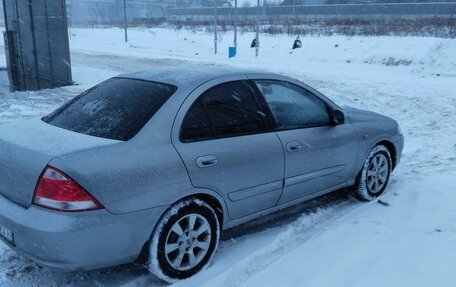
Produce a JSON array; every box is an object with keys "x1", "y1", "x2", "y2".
[{"x1": 229, "y1": 46, "x2": 237, "y2": 58}]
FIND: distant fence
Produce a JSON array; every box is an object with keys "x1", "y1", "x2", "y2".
[
  {"x1": 168, "y1": 3, "x2": 456, "y2": 22},
  {"x1": 5, "y1": 1, "x2": 452, "y2": 26},
  {"x1": 66, "y1": 0, "x2": 166, "y2": 25}
]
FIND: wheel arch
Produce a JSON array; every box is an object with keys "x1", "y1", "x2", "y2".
[
  {"x1": 136, "y1": 192, "x2": 226, "y2": 265},
  {"x1": 189, "y1": 193, "x2": 225, "y2": 230},
  {"x1": 353, "y1": 138, "x2": 397, "y2": 186},
  {"x1": 376, "y1": 140, "x2": 397, "y2": 170}
]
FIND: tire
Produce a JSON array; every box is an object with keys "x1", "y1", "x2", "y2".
[
  {"x1": 353, "y1": 145, "x2": 392, "y2": 201},
  {"x1": 148, "y1": 198, "x2": 220, "y2": 283}
]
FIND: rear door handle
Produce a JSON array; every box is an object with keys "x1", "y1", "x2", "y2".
[
  {"x1": 196, "y1": 155, "x2": 218, "y2": 168},
  {"x1": 286, "y1": 142, "x2": 302, "y2": 152}
]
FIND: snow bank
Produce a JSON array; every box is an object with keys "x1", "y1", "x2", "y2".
[{"x1": 68, "y1": 28, "x2": 456, "y2": 74}]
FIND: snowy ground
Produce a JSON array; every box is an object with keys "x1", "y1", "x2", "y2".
[{"x1": 0, "y1": 28, "x2": 456, "y2": 287}]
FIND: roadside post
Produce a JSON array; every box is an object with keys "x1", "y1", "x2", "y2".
[
  {"x1": 255, "y1": 0, "x2": 260, "y2": 57},
  {"x1": 214, "y1": 0, "x2": 218, "y2": 54},
  {"x1": 123, "y1": 0, "x2": 128, "y2": 42}
]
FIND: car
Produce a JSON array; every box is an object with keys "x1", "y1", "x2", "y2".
[{"x1": 0, "y1": 66, "x2": 404, "y2": 282}]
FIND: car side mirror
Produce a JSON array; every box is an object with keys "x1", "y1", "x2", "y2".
[{"x1": 332, "y1": 109, "x2": 345, "y2": 125}]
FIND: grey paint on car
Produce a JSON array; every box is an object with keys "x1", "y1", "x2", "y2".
[{"x1": 0, "y1": 66, "x2": 404, "y2": 272}]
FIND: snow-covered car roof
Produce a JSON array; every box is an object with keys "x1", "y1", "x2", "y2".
[{"x1": 118, "y1": 66, "x2": 270, "y2": 87}]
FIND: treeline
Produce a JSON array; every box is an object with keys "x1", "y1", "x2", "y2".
[{"x1": 170, "y1": 17, "x2": 456, "y2": 38}]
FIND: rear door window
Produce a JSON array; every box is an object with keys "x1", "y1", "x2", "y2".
[
  {"x1": 43, "y1": 78, "x2": 176, "y2": 141},
  {"x1": 180, "y1": 80, "x2": 268, "y2": 142}
]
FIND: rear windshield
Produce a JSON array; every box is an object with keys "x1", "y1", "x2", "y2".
[{"x1": 42, "y1": 78, "x2": 176, "y2": 141}]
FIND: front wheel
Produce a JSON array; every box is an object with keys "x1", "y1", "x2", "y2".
[
  {"x1": 353, "y1": 145, "x2": 392, "y2": 201},
  {"x1": 148, "y1": 198, "x2": 220, "y2": 283}
]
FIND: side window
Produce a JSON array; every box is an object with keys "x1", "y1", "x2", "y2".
[
  {"x1": 180, "y1": 81, "x2": 267, "y2": 142},
  {"x1": 255, "y1": 80, "x2": 331, "y2": 130},
  {"x1": 180, "y1": 101, "x2": 214, "y2": 142}
]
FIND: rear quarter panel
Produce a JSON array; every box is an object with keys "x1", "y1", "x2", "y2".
[{"x1": 49, "y1": 140, "x2": 191, "y2": 215}]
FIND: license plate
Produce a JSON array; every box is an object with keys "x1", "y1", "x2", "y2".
[{"x1": 0, "y1": 225, "x2": 13, "y2": 243}]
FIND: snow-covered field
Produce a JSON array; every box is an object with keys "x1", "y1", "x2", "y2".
[{"x1": 0, "y1": 28, "x2": 456, "y2": 287}]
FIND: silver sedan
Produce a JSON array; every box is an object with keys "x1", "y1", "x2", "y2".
[{"x1": 0, "y1": 67, "x2": 403, "y2": 282}]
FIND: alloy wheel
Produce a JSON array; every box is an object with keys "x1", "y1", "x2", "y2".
[
  {"x1": 164, "y1": 213, "x2": 212, "y2": 271},
  {"x1": 366, "y1": 153, "x2": 389, "y2": 194}
]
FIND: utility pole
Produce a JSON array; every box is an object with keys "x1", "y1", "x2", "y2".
[
  {"x1": 255, "y1": 0, "x2": 260, "y2": 57},
  {"x1": 147, "y1": 0, "x2": 151, "y2": 19},
  {"x1": 293, "y1": 0, "x2": 297, "y2": 21},
  {"x1": 123, "y1": 0, "x2": 128, "y2": 42},
  {"x1": 234, "y1": 0, "x2": 238, "y2": 48},
  {"x1": 214, "y1": 0, "x2": 218, "y2": 54},
  {"x1": 263, "y1": 0, "x2": 267, "y2": 22}
]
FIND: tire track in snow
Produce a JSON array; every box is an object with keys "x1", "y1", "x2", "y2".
[{"x1": 171, "y1": 191, "x2": 368, "y2": 287}]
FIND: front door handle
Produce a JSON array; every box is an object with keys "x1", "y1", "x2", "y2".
[
  {"x1": 286, "y1": 142, "x2": 302, "y2": 152},
  {"x1": 196, "y1": 155, "x2": 218, "y2": 168}
]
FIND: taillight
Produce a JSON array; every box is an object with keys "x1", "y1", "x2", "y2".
[{"x1": 33, "y1": 166, "x2": 103, "y2": 212}]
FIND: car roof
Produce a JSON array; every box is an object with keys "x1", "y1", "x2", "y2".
[{"x1": 117, "y1": 66, "x2": 277, "y2": 87}]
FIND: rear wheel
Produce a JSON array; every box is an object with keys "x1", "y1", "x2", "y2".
[
  {"x1": 148, "y1": 198, "x2": 220, "y2": 282},
  {"x1": 353, "y1": 145, "x2": 392, "y2": 201}
]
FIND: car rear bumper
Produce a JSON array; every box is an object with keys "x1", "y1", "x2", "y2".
[{"x1": 0, "y1": 194, "x2": 167, "y2": 271}]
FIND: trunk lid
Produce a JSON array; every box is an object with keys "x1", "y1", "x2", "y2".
[{"x1": 0, "y1": 118, "x2": 119, "y2": 208}]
